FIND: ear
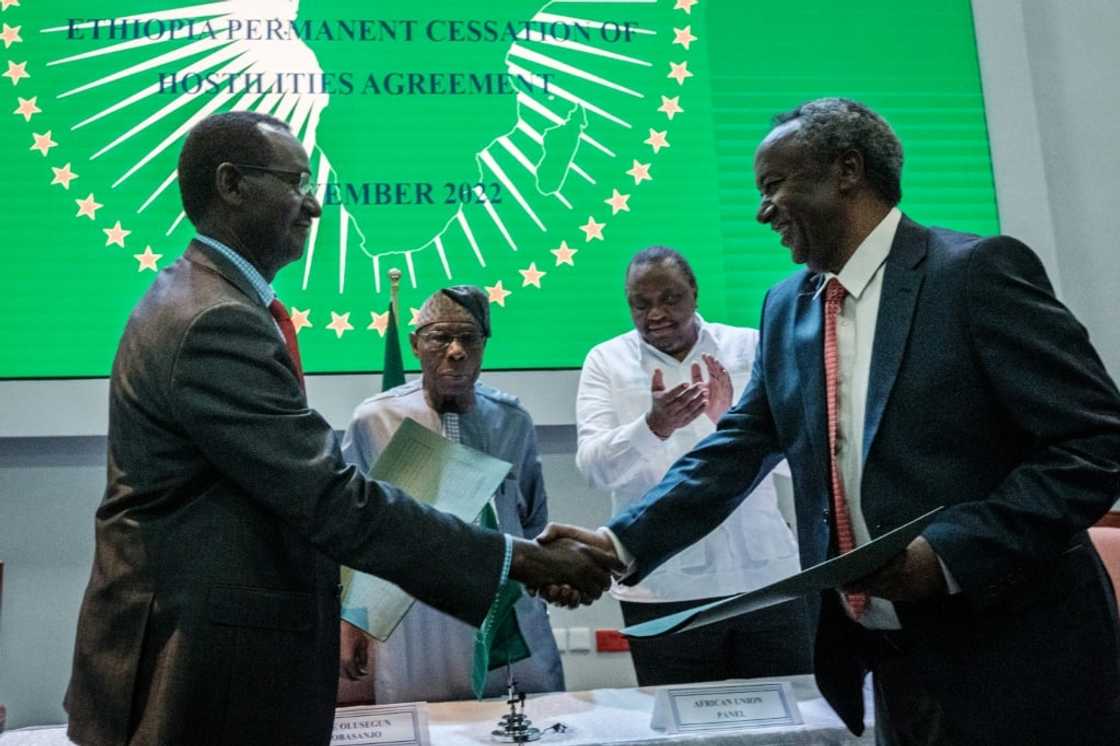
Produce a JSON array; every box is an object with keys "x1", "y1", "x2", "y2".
[
  {"x1": 835, "y1": 148, "x2": 865, "y2": 195},
  {"x1": 409, "y1": 331, "x2": 421, "y2": 358},
  {"x1": 214, "y1": 162, "x2": 246, "y2": 207}
]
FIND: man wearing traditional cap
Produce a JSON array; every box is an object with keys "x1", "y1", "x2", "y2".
[{"x1": 337, "y1": 286, "x2": 565, "y2": 703}]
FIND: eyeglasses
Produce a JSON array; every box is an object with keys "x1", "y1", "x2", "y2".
[
  {"x1": 232, "y1": 163, "x2": 314, "y2": 196},
  {"x1": 417, "y1": 330, "x2": 485, "y2": 352}
]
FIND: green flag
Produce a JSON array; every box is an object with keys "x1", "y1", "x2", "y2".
[
  {"x1": 471, "y1": 501, "x2": 531, "y2": 699},
  {"x1": 382, "y1": 305, "x2": 406, "y2": 391},
  {"x1": 341, "y1": 303, "x2": 407, "y2": 602}
]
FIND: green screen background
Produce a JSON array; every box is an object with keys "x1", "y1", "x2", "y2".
[{"x1": 0, "y1": 0, "x2": 997, "y2": 378}]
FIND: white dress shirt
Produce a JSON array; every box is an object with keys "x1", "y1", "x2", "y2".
[
  {"x1": 817, "y1": 207, "x2": 902, "y2": 628},
  {"x1": 576, "y1": 317, "x2": 801, "y2": 603}
]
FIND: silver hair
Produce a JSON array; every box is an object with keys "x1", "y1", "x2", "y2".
[{"x1": 772, "y1": 98, "x2": 903, "y2": 206}]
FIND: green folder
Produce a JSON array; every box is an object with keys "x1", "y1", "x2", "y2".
[
  {"x1": 623, "y1": 507, "x2": 943, "y2": 638},
  {"x1": 340, "y1": 417, "x2": 512, "y2": 641}
]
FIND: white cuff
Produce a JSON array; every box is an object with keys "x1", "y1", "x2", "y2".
[
  {"x1": 936, "y1": 553, "x2": 962, "y2": 595},
  {"x1": 627, "y1": 412, "x2": 668, "y2": 452},
  {"x1": 601, "y1": 526, "x2": 637, "y2": 581}
]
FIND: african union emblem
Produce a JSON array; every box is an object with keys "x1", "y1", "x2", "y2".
[{"x1": 10, "y1": 0, "x2": 707, "y2": 371}]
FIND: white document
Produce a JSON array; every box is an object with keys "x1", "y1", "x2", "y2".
[{"x1": 340, "y1": 417, "x2": 511, "y2": 640}]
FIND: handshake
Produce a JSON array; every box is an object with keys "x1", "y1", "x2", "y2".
[{"x1": 509, "y1": 524, "x2": 627, "y2": 608}]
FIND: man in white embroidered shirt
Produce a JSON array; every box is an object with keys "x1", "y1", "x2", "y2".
[
  {"x1": 575, "y1": 246, "x2": 812, "y2": 686},
  {"x1": 545, "y1": 98, "x2": 1120, "y2": 746},
  {"x1": 337, "y1": 287, "x2": 564, "y2": 704}
]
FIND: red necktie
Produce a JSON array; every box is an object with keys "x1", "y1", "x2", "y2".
[
  {"x1": 824, "y1": 278, "x2": 867, "y2": 619},
  {"x1": 268, "y1": 298, "x2": 305, "y2": 390}
]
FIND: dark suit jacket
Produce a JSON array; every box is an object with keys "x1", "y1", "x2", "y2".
[
  {"x1": 65, "y1": 241, "x2": 507, "y2": 746},
  {"x1": 609, "y1": 216, "x2": 1120, "y2": 743}
]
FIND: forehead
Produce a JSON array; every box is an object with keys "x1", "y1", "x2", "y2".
[
  {"x1": 754, "y1": 121, "x2": 806, "y2": 176},
  {"x1": 626, "y1": 259, "x2": 691, "y2": 293},
  {"x1": 420, "y1": 320, "x2": 480, "y2": 333},
  {"x1": 257, "y1": 123, "x2": 309, "y2": 169}
]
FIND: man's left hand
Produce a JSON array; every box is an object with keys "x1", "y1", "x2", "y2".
[
  {"x1": 844, "y1": 536, "x2": 947, "y2": 602},
  {"x1": 694, "y1": 353, "x2": 733, "y2": 424}
]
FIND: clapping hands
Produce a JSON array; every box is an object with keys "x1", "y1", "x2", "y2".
[{"x1": 646, "y1": 354, "x2": 733, "y2": 439}]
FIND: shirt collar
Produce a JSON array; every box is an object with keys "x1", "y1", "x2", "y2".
[
  {"x1": 195, "y1": 234, "x2": 275, "y2": 306},
  {"x1": 813, "y1": 207, "x2": 901, "y2": 300}
]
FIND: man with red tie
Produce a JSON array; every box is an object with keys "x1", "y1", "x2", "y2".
[
  {"x1": 64, "y1": 111, "x2": 617, "y2": 746},
  {"x1": 544, "y1": 98, "x2": 1120, "y2": 745}
]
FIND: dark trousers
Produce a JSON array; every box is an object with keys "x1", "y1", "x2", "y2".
[
  {"x1": 863, "y1": 621, "x2": 1120, "y2": 746},
  {"x1": 864, "y1": 628, "x2": 955, "y2": 746},
  {"x1": 620, "y1": 596, "x2": 813, "y2": 686}
]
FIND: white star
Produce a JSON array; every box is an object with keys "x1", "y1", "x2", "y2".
[
  {"x1": 551, "y1": 240, "x2": 578, "y2": 267},
  {"x1": 605, "y1": 188, "x2": 631, "y2": 215},
  {"x1": 290, "y1": 308, "x2": 312, "y2": 334},
  {"x1": 667, "y1": 61, "x2": 693, "y2": 85},
  {"x1": 626, "y1": 160, "x2": 652, "y2": 185},
  {"x1": 0, "y1": 23, "x2": 21, "y2": 48},
  {"x1": 674, "y1": 0, "x2": 699, "y2": 14},
  {"x1": 3, "y1": 59, "x2": 28, "y2": 86},
  {"x1": 12, "y1": 94, "x2": 37, "y2": 121},
  {"x1": 486, "y1": 280, "x2": 512, "y2": 307},
  {"x1": 368, "y1": 310, "x2": 390, "y2": 337},
  {"x1": 672, "y1": 26, "x2": 698, "y2": 51},
  {"x1": 580, "y1": 216, "x2": 606, "y2": 242},
  {"x1": 658, "y1": 95, "x2": 684, "y2": 120},
  {"x1": 103, "y1": 221, "x2": 131, "y2": 248},
  {"x1": 30, "y1": 130, "x2": 57, "y2": 156},
  {"x1": 645, "y1": 129, "x2": 670, "y2": 154},
  {"x1": 51, "y1": 163, "x2": 79, "y2": 190},
  {"x1": 133, "y1": 246, "x2": 162, "y2": 272},
  {"x1": 518, "y1": 263, "x2": 547, "y2": 288},
  {"x1": 326, "y1": 311, "x2": 354, "y2": 338},
  {"x1": 75, "y1": 193, "x2": 102, "y2": 220}
]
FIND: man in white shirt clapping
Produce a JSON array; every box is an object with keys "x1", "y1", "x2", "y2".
[{"x1": 574, "y1": 246, "x2": 813, "y2": 685}]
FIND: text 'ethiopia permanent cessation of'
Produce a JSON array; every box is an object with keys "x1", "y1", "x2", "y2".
[{"x1": 65, "y1": 18, "x2": 644, "y2": 43}]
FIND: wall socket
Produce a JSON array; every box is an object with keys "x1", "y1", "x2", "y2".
[
  {"x1": 551, "y1": 626, "x2": 567, "y2": 652},
  {"x1": 567, "y1": 626, "x2": 592, "y2": 652}
]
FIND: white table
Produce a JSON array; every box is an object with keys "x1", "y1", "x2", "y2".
[{"x1": 1, "y1": 675, "x2": 873, "y2": 745}]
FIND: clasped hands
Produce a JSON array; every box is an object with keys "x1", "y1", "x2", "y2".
[{"x1": 510, "y1": 524, "x2": 625, "y2": 609}]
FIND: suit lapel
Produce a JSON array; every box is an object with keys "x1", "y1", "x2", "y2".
[
  {"x1": 793, "y1": 277, "x2": 829, "y2": 481},
  {"x1": 862, "y1": 216, "x2": 929, "y2": 462}
]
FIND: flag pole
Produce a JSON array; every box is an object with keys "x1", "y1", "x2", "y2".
[
  {"x1": 380, "y1": 268, "x2": 407, "y2": 392},
  {"x1": 388, "y1": 268, "x2": 402, "y2": 322}
]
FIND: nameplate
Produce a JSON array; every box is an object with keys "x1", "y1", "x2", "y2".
[
  {"x1": 650, "y1": 681, "x2": 802, "y2": 733},
  {"x1": 331, "y1": 703, "x2": 429, "y2": 746}
]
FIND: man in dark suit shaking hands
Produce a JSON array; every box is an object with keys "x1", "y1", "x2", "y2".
[
  {"x1": 64, "y1": 111, "x2": 617, "y2": 746},
  {"x1": 545, "y1": 98, "x2": 1120, "y2": 745}
]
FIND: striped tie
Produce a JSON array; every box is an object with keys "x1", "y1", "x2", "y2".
[{"x1": 824, "y1": 278, "x2": 867, "y2": 619}]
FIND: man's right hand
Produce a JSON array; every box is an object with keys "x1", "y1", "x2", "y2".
[
  {"x1": 646, "y1": 368, "x2": 708, "y2": 439},
  {"x1": 509, "y1": 530, "x2": 624, "y2": 609},
  {"x1": 339, "y1": 620, "x2": 371, "y2": 681},
  {"x1": 530, "y1": 523, "x2": 625, "y2": 607}
]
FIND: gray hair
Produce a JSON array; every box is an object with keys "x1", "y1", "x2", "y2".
[{"x1": 772, "y1": 98, "x2": 903, "y2": 206}]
